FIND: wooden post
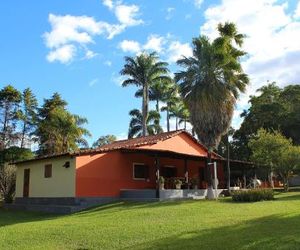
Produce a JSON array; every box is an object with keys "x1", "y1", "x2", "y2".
[
  {"x1": 155, "y1": 156, "x2": 160, "y2": 198},
  {"x1": 243, "y1": 169, "x2": 247, "y2": 189},
  {"x1": 184, "y1": 159, "x2": 188, "y2": 189}
]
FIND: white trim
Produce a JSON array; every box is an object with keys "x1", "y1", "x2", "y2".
[{"x1": 132, "y1": 162, "x2": 149, "y2": 181}]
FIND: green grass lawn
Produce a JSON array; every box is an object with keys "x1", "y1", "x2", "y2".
[{"x1": 1, "y1": 192, "x2": 300, "y2": 250}]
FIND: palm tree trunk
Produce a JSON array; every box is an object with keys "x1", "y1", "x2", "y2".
[
  {"x1": 207, "y1": 149, "x2": 213, "y2": 187},
  {"x1": 166, "y1": 106, "x2": 170, "y2": 132},
  {"x1": 156, "y1": 99, "x2": 159, "y2": 113},
  {"x1": 142, "y1": 84, "x2": 149, "y2": 136},
  {"x1": 206, "y1": 148, "x2": 215, "y2": 199},
  {"x1": 226, "y1": 135, "x2": 230, "y2": 190}
]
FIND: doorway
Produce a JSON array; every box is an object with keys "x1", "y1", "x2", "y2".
[{"x1": 23, "y1": 169, "x2": 30, "y2": 197}]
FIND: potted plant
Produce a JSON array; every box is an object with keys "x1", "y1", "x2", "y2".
[
  {"x1": 190, "y1": 178, "x2": 199, "y2": 189},
  {"x1": 174, "y1": 179, "x2": 182, "y2": 190},
  {"x1": 158, "y1": 176, "x2": 165, "y2": 190}
]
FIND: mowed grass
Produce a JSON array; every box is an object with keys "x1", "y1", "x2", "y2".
[{"x1": 1, "y1": 192, "x2": 300, "y2": 250}]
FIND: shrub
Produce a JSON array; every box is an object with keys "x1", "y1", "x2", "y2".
[
  {"x1": 232, "y1": 189, "x2": 274, "y2": 202},
  {"x1": 0, "y1": 164, "x2": 17, "y2": 203}
]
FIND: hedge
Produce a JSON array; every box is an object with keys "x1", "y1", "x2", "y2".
[{"x1": 232, "y1": 189, "x2": 274, "y2": 202}]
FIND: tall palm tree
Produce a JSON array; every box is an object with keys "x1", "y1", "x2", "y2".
[
  {"x1": 128, "y1": 109, "x2": 163, "y2": 138},
  {"x1": 135, "y1": 79, "x2": 171, "y2": 129},
  {"x1": 121, "y1": 52, "x2": 170, "y2": 136},
  {"x1": 161, "y1": 82, "x2": 178, "y2": 132},
  {"x1": 169, "y1": 100, "x2": 184, "y2": 131},
  {"x1": 175, "y1": 22, "x2": 249, "y2": 196},
  {"x1": 178, "y1": 103, "x2": 190, "y2": 130}
]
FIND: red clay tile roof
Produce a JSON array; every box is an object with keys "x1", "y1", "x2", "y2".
[
  {"x1": 14, "y1": 130, "x2": 225, "y2": 164},
  {"x1": 77, "y1": 130, "x2": 186, "y2": 155}
]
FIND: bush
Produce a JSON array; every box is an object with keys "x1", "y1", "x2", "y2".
[
  {"x1": 0, "y1": 164, "x2": 17, "y2": 203},
  {"x1": 232, "y1": 189, "x2": 274, "y2": 202}
]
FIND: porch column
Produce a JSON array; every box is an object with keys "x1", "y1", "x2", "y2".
[
  {"x1": 184, "y1": 159, "x2": 189, "y2": 189},
  {"x1": 155, "y1": 155, "x2": 160, "y2": 198},
  {"x1": 243, "y1": 169, "x2": 247, "y2": 189}
]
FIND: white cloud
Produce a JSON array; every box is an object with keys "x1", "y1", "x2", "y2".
[
  {"x1": 167, "y1": 41, "x2": 193, "y2": 62},
  {"x1": 115, "y1": 4, "x2": 143, "y2": 26},
  {"x1": 104, "y1": 60, "x2": 112, "y2": 66},
  {"x1": 102, "y1": 0, "x2": 113, "y2": 10},
  {"x1": 166, "y1": 7, "x2": 175, "y2": 20},
  {"x1": 46, "y1": 44, "x2": 76, "y2": 63},
  {"x1": 85, "y1": 49, "x2": 98, "y2": 59},
  {"x1": 143, "y1": 34, "x2": 166, "y2": 53},
  {"x1": 194, "y1": 0, "x2": 204, "y2": 9},
  {"x1": 118, "y1": 34, "x2": 192, "y2": 64},
  {"x1": 89, "y1": 78, "x2": 98, "y2": 87},
  {"x1": 44, "y1": 1, "x2": 143, "y2": 64},
  {"x1": 44, "y1": 14, "x2": 100, "y2": 49},
  {"x1": 200, "y1": 0, "x2": 300, "y2": 128},
  {"x1": 119, "y1": 40, "x2": 141, "y2": 53}
]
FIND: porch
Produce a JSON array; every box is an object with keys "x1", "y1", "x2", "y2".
[
  {"x1": 120, "y1": 188, "x2": 225, "y2": 201},
  {"x1": 120, "y1": 148, "x2": 226, "y2": 200}
]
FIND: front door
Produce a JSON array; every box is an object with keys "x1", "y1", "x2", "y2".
[{"x1": 23, "y1": 169, "x2": 30, "y2": 197}]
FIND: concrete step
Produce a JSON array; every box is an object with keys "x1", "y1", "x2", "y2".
[{"x1": 4, "y1": 203, "x2": 78, "y2": 214}]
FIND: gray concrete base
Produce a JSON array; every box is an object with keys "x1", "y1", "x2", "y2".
[
  {"x1": 5, "y1": 189, "x2": 225, "y2": 214},
  {"x1": 5, "y1": 197, "x2": 118, "y2": 214}
]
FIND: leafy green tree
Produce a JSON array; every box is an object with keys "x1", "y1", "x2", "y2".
[
  {"x1": 18, "y1": 88, "x2": 38, "y2": 148},
  {"x1": 0, "y1": 85, "x2": 22, "y2": 150},
  {"x1": 175, "y1": 22, "x2": 249, "y2": 191},
  {"x1": 36, "y1": 93, "x2": 90, "y2": 155},
  {"x1": 93, "y1": 135, "x2": 117, "y2": 148},
  {"x1": 121, "y1": 52, "x2": 170, "y2": 136},
  {"x1": 280, "y1": 85, "x2": 300, "y2": 144},
  {"x1": 128, "y1": 109, "x2": 163, "y2": 138},
  {"x1": 233, "y1": 83, "x2": 300, "y2": 161},
  {"x1": 249, "y1": 129, "x2": 300, "y2": 191}
]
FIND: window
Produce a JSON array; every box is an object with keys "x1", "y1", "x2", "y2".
[
  {"x1": 161, "y1": 166, "x2": 177, "y2": 178},
  {"x1": 133, "y1": 163, "x2": 149, "y2": 180},
  {"x1": 44, "y1": 164, "x2": 52, "y2": 178}
]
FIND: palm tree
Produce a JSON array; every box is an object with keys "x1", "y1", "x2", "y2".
[
  {"x1": 175, "y1": 22, "x2": 249, "y2": 196},
  {"x1": 161, "y1": 82, "x2": 178, "y2": 132},
  {"x1": 121, "y1": 52, "x2": 170, "y2": 136},
  {"x1": 128, "y1": 109, "x2": 163, "y2": 138},
  {"x1": 135, "y1": 79, "x2": 171, "y2": 129},
  {"x1": 178, "y1": 103, "x2": 190, "y2": 130},
  {"x1": 169, "y1": 101, "x2": 184, "y2": 131}
]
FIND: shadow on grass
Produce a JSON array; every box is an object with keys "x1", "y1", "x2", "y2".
[
  {"x1": 127, "y1": 214, "x2": 300, "y2": 250},
  {"x1": 76, "y1": 199, "x2": 195, "y2": 216},
  {"x1": 0, "y1": 208, "x2": 59, "y2": 228}
]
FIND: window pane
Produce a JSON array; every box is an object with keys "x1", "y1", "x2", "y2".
[
  {"x1": 134, "y1": 164, "x2": 149, "y2": 179},
  {"x1": 44, "y1": 164, "x2": 52, "y2": 178}
]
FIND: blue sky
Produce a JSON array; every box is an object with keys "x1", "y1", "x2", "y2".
[{"x1": 1, "y1": 0, "x2": 300, "y2": 145}]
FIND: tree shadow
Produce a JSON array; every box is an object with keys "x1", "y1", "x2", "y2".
[
  {"x1": 75, "y1": 199, "x2": 198, "y2": 217},
  {"x1": 0, "y1": 208, "x2": 59, "y2": 228},
  {"x1": 126, "y1": 214, "x2": 300, "y2": 250}
]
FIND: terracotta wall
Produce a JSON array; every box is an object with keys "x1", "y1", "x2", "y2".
[{"x1": 75, "y1": 151, "x2": 225, "y2": 197}]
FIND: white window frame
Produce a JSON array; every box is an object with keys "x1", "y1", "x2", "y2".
[{"x1": 133, "y1": 163, "x2": 148, "y2": 181}]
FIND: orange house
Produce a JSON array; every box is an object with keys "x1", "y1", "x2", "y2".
[{"x1": 12, "y1": 131, "x2": 227, "y2": 213}]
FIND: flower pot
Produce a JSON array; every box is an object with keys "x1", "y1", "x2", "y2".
[
  {"x1": 175, "y1": 184, "x2": 181, "y2": 189},
  {"x1": 159, "y1": 183, "x2": 165, "y2": 190}
]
